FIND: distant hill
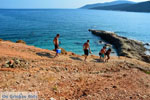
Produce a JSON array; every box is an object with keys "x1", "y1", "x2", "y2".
[
  {"x1": 90, "y1": 1, "x2": 150, "y2": 12},
  {"x1": 91, "y1": 3, "x2": 133, "y2": 10},
  {"x1": 80, "y1": 0, "x2": 136, "y2": 9},
  {"x1": 120, "y1": 1, "x2": 150, "y2": 12}
]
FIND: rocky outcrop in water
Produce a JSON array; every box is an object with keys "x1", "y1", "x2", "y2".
[{"x1": 89, "y1": 29, "x2": 150, "y2": 63}]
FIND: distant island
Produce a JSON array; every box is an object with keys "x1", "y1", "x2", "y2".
[{"x1": 80, "y1": 0, "x2": 150, "y2": 13}]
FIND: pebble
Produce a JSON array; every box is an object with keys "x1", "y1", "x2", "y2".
[
  {"x1": 15, "y1": 59, "x2": 20, "y2": 64},
  {"x1": 4, "y1": 64, "x2": 9, "y2": 68},
  {"x1": 50, "y1": 97, "x2": 56, "y2": 100},
  {"x1": 112, "y1": 86, "x2": 117, "y2": 88},
  {"x1": 5, "y1": 60, "x2": 10, "y2": 64},
  {"x1": 60, "y1": 97, "x2": 66, "y2": 100},
  {"x1": 130, "y1": 96, "x2": 132, "y2": 99},
  {"x1": 123, "y1": 74, "x2": 127, "y2": 77},
  {"x1": 16, "y1": 81, "x2": 20, "y2": 84},
  {"x1": 32, "y1": 84, "x2": 36, "y2": 87},
  {"x1": 40, "y1": 67, "x2": 44, "y2": 70},
  {"x1": 10, "y1": 60, "x2": 14, "y2": 65},
  {"x1": 28, "y1": 74, "x2": 32, "y2": 77}
]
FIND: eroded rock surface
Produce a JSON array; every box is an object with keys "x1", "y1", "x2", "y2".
[{"x1": 89, "y1": 29, "x2": 150, "y2": 63}]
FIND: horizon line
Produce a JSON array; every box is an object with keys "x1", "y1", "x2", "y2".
[{"x1": 0, "y1": 8, "x2": 77, "y2": 10}]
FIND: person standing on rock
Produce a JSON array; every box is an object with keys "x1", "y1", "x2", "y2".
[
  {"x1": 99, "y1": 46, "x2": 106, "y2": 62},
  {"x1": 83, "y1": 40, "x2": 91, "y2": 61},
  {"x1": 53, "y1": 34, "x2": 60, "y2": 57}
]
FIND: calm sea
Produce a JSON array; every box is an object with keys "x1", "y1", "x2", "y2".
[{"x1": 0, "y1": 9, "x2": 150, "y2": 55}]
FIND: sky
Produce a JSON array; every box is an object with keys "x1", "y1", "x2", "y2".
[{"x1": 0, "y1": 0, "x2": 148, "y2": 9}]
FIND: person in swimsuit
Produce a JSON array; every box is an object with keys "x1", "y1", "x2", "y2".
[
  {"x1": 99, "y1": 46, "x2": 106, "y2": 62},
  {"x1": 105, "y1": 48, "x2": 111, "y2": 62},
  {"x1": 83, "y1": 40, "x2": 91, "y2": 61},
  {"x1": 53, "y1": 34, "x2": 60, "y2": 57}
]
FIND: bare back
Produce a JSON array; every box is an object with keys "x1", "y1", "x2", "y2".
[
  {"x1": 83, "y1": 42, "x2": 89, "y2": 50},
  {"x1": 53, "y1": 37, "x2": 59, "y2": 45}
]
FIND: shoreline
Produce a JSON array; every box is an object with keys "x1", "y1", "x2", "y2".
[
  {"x1": 1, "y1": 38, "x2": 150, "y2": 99},
  {"x1": 89, "y1": 29, "x2": 150, "y2": 63}
]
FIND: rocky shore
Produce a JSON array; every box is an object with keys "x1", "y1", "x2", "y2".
[
  {"x1": 0, "y1": 40, "x2": 150, "y2": 99},
  {"x1": 89, "y1": 29, "x2": 150, "y2": 63}
]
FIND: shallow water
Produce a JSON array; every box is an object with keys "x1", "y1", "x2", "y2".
[{"x1": 0, "y1": 9, "x2": 150, "y2": 55}]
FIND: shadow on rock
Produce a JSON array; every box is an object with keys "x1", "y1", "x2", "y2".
[
  {"x1": 70, "y1": 56, "x2": 83, "y2": 61},
  {"x1": 91, "y1": 58, "x2": 104, "y2": 63},
  {"x1": 36, "y1": 52, "x2": 53, "y2": 58}
]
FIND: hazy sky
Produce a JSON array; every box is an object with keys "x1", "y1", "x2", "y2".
[{"x1": 0, "y1": 0, "x2": 147, "y2": 9}]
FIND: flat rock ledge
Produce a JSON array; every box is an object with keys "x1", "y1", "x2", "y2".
[{"x1": 89, "y1": 29, "x2": 150, "y2": 63}]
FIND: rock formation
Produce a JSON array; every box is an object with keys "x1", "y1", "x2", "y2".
[{"x1": 89, "y1": 29, "x2": 150, "y2": 63}]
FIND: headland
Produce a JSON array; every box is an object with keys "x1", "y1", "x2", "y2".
[{"x1": 89, "y1": 29, "x2": 150, "y2": 63}]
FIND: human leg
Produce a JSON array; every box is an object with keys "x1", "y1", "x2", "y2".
[
  {"x1": 84, "y1": 49, "x2": 89, "y2": 61},
  {"x1": 54, "y1": 45, "x2": 59, "y2": 57}
]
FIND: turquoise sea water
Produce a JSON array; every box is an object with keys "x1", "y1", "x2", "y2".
[{"x1": 0, "y1": 9, "x2": 150, "y2": 55}]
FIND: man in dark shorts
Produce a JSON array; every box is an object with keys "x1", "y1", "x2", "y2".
[
  {"x1": 53, "y1": 34, "x2": 60, "y2": 57},
  {"x1": 83, "y1": 40, "x2": 91, "y2": 61}
]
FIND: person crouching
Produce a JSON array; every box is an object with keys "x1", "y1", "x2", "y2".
[{"x1": 105, "y1": 48, "x2": 112, "y2": 62}]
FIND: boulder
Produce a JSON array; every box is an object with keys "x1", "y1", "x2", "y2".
[
  {"x1": 72, "y1": 53, "x2": 75, "y2": 55},
  {"x1": 0, "y1": 39, "x2": 3, "y2": 41},
  {"x1": 16, "y1": 40, "x2": 26, "y2": 44},
  {"x1": 3, "y1": 64, "x2": 9, "y2": 68},
  {"x1": 89, "y1": 29, "x2": 150, "y2": 63},
  {"x1": 60, "y1": 48, "x2": 67, "y2": 55}
]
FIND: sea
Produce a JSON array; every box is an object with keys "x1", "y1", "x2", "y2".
[{"x1": 0, "y1": 9, "x2": 150, "y2": 55}]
